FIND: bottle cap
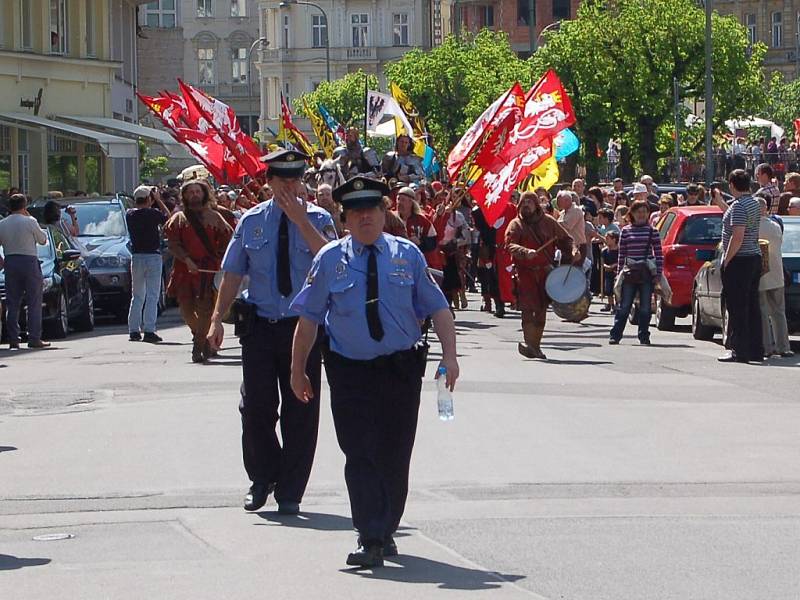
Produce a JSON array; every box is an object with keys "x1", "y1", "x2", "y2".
[{"x1": 437, "y1": 366, "x2": 447, "y2": 375}]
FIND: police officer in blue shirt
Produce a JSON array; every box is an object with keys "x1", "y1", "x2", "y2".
[
  {"x1": 289, "y1": 176, "x2": 459, "y2": 568},
  {"x1": 207, "y1": 149, "x2": 337, "y2": 515}
]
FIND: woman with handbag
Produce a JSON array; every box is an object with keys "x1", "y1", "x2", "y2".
[{"x1": 609, "y1": 200, "x2": 663, "y2": 345}]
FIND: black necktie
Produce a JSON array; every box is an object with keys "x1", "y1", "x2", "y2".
[
  {"x1": 366, "y1": 246, "x2": 384, "y2": 341},
  {"x1": 277, "y1": 213, "x2": 292, "y2": 297}
]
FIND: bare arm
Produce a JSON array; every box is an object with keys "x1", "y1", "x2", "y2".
[
  {"x1": 723, "y1": 226, "x2": 744, "y2": 267},
  {"x1": 206, "y1": 272, "x2": 245, "y2": 350},
  {"x1": 274, "y1": 182, "x2": 328, "y2": 254},
  {"x1": 290, "y1": 317, "x2": 320, "y2": 403},
  {"x1": 431, "y1": 307, "x2": 459, "y2": 391}
]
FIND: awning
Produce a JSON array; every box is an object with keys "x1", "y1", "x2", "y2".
[
  {"x1": 56, "y1": 116, "x2": 190, "y2": 158},
  {"x1": 0, "y1": 112, "x2": 138, "y2": 159}
]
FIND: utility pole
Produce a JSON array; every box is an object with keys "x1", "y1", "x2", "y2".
[
  {"x1": 704, "y1": 0, "x2": 714, "y2": 186},
  {"x1": 674, "y1": 77, "x2": 681, "y2": 181},
  {"x1": 529, "y1": 0, "x2": 537, "y2": 55}
]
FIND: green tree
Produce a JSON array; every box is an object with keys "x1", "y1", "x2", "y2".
[
  {"x1": 532, "y1": 0, "x2": 765, "y2": 182},
  {"x1": 296, "y1": 71, "x2": 379, "y2": 130},
  {"x1": 138, "y1": 140, "x2": 169, "y2": 182},
  {"x1": 385, "y1": 30, "x2": 532, "y2": 155},
  {"x1": 765, "y1": 72, "x2": 800, "y2": 135}
]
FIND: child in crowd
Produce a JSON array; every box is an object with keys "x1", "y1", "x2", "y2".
[{"x1": 601, "y1": 231, "x2": 620, "y2": 313}]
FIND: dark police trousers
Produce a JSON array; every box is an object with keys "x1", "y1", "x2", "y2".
[
  {"x1": 324, "y1": 347, "x2": 423, "y2": 545},
  {"x1": 240, "y1": 317, "x2": 321, "y2": 503}
]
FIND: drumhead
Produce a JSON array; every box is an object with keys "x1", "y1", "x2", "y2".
[{"x1": 545, "y1": 265, "x2": 588, "y2": 304}]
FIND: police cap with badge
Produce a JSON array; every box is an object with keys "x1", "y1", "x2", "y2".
[
  {"x1": 333, "y1": 175, "x2": 390, "y2": 210},
  {"x1": 261, "y1": 148, "x2": 309, "y2": 179}
]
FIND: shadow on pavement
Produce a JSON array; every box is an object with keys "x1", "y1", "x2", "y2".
[
  {"x1": 0, "y1": 445, "x2": 17, "y2": 453},
  {"x1": 540, "y1": 358, "x2": 613, "y2": 366},
  {"x1": 0, "y1": 554, "x2": 51, "y2": 571},
  {"x1": 455, "y1": 322, "x2": 496, "y2": 330},
  {"x1": 255, "y1": 511, "x2": 355, "y2": 531},
  {"x1": 347, "y1": 554, "x2": 525, "y2": 590}
]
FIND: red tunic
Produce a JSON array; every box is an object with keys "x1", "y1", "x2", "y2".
[
  {"x1": 494, "y1": 203, "x2": 518, "y2": 303},
  {"x1": 165, "y1": 209, "x2": 233, "y2": 302}
]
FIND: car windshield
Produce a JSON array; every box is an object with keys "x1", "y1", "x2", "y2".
[
  {"x1": 73, "y1": 204, "x2": 126, "y2": 237},
  {"x1": 677, "y1": 215, "x2": 722, "y2": 245},
  {"x1": 783, "y1": 221, "x2": 800, "y2": 255}
]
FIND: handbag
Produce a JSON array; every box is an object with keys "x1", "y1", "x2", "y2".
[{"x1": 622, "y1": 227, "x2": 656, "y2": 285}]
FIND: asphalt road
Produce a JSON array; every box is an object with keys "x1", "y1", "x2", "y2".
[{"x1": 1, "y1": 298, "x2": 799, "y2": 599}]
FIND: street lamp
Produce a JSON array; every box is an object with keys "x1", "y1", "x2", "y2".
[
  {"x1": 537, "y1": 20, "x2": 561, "y2": 47},
  {"x1": 247, "y1": 37, "x2": 269, "y2": 137},
  {"x1": 703, "y1": 0, "x2": 713, "y2": 185},
  {"x1": 279, "y1": 0, "x2": 331, "y2": 82}
]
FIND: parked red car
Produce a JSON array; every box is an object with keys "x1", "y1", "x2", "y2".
[{"x1": 653, "y1": 206, "x2": 723, "y2": 330}]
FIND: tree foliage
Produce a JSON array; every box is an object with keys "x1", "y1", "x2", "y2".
[
  {"x1": 531, "y1": 0, "x2": 766, "y2": 181},
  {"x1": 138, "y1": 140, "x2": 169, "y2": 182},
  {"x1": 385, "y1": 30, "x2": 532, "y2": 155},
  {"x1": 296, "y1": 71, "x2": 379, "y2": 130},
  {"x1": 765, "y1": 72, "x2": 800, "y2": 135}
]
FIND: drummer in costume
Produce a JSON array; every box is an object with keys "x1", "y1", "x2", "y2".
[
  {"x1": 505, "y1": 191, "x2": 578, "y2": 359},
  {"x1": 207, "y1": 149, "x2": 337, "y2": 515},
  {"x1": 289, "y1": 176, "x2": 459, "y2": 568}
]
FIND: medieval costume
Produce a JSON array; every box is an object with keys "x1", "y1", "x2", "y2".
[{"x1": 505, "y1": 194, "x2": 574, "y2": 359}]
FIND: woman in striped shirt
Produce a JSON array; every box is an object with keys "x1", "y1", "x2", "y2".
[{"x1": 609, "y1": 200, "x2": 663, "y2": 345}]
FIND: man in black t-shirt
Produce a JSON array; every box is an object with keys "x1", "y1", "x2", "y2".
[{"x1": 126, "y1": 185, "x2": 169, "y2": 342}]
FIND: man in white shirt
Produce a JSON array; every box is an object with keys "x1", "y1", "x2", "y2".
[
  {"x1": 0, "y1": 194, "x2": 50, "y2": 349},
  {"x1": 557, "y1": 190, "x2": 587, "y2": 261},
  {"x1": 757, "y1": 198, "x2": 793, "y2": 357}
]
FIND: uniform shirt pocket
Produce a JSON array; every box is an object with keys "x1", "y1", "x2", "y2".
[
  {"x1": 386, "y1": 270, "x2": 415, "y2": 299},
  {"x1": 243, "y1": 235, "x2": 272, "y2": 277},
  {"x1": 329, "y1": 277, "x2": 359, "y2": 316}
]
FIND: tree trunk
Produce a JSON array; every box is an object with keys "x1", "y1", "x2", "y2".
[
  {"x1": 583, "y1": 132, "x2": 600, "y2": 185},
  {"x1": 638, "y1": 119, "x2": 659, "y2": 181},
  {"x1": 619, "y1": 142, "x2": 634, "y2": 183}
]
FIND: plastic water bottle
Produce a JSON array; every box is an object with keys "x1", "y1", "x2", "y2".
[{"x1": 436, "y1": 366, "x2": 454, "y2": 421}]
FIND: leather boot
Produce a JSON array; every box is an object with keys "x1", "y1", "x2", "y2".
[
  {"x1": 518, "y1": 322, "x2": 547, "y2": 359},
  {"x1": 191, "y1": 336, "x2": 205, "y2": 363}
]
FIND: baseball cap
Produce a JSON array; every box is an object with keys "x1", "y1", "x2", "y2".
[
  {"x1": 632, "y1": 183, "x2": 648, "y2": 194},
  {"x1": 133, "y1": 185, "x2": 154, "y2": 201},
  {"x1": 398, "y1": 186, "x2": 416, "y2": 199}
]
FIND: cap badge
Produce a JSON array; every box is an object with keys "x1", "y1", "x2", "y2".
[
  {"x1": 353, "y1": 180, "x2": 364, "y2": 191},
  {"x1": 286, "y1": 153, "x2": 295, "y2": 162}
]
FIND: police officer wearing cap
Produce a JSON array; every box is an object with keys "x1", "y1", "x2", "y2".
[
  {"x1": 207, "y1": 148, "x2": 337, "y2": 515},
  {"x1": 289, "y1": 175, "x2": 459, "y2": 568}
]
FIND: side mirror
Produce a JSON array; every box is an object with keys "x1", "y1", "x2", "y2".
[
  {"x1": 695, "y1": 249, "x2": 715, "y2": 262},
  {"x1": 61, "y1": 249, "x2": 82, "y2": 262}
]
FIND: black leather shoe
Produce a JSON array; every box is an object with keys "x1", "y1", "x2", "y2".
[
  {"x1": 277, "y1": 501, "x2": 300, "y2": 515},
  {"x1": 383, "y1": 536, "x2": 398, "y2": 557},
  {"x1": 639, "y1": 337, "x2": 651, "y2": 345},
  {"x1": 129, "y1": 332, "x2": 141, "y2": 342},
  {"x1": 142, "y1": 332, "x2": 162, "y2": 343},
  {"x1": 346, "y1": 544, "x2": 384, "y2": 568},
  {"x1": 244, "y1": 482, "x2": 275, "y2": 511},
  {"x1": 608, "y1": 338, "x2": 620, "y2": 345}
]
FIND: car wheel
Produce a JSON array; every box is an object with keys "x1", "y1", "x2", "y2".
[
  {"x1": 655, "y1": 296, "x2": 676, "y2": 331},
  {"x1": 73, "y1": 288, "x2": 95, "y2": 332},
  {"x1": 691, "y1": 293, "x2": 715, "y2": 341},
  {"x1": 44, "y1": 290, "x2": 69, "y2": 339}
]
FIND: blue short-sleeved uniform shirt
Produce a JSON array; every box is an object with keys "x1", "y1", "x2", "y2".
[
  {"x1": 290, "y1": 233, "x2": 449, "y2": 360},
  {"x1": 221, "y1": 199, "x2": 337, "y2": 319}
]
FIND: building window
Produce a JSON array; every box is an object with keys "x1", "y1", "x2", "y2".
[
  {"x1": 393, "y1": 14, "x2": 409, "y2": 46},
  {"x1": 230, "y1": 0, "x2": 245, "y2": 17},
  {"x1": 144, "y1": 0, "x2": 177, "y2": 28},
  {"x1": 351, "y1": 14, "x2": 369, "y2": 47},
  {"x1": 198, "y1": 47, "x2": 216, "y2": 84},
  {"x1": 552, "y1": 0, "x2": 570, "y2": 20},
  {"x1": 517, "y1": 0, "x2": 530, "y2": 26},
  {"x1": 772, "y1": 11, "x2": 782, "y2": 48},
  {"x1": 745, "y1": 13, "x2": 757, "y2": 45},
  {"x1": 50, "y1": 0, "x2": 69, "y2": 55},
  {"x1": 312, "y1": 14, "x2": 328, "y2": 48},
  {"x1": 197, "y1": 0, "x2": 214, "y2": 18},
  {"x1": 21, "y1": 0, "x2": 33, "y2": 49},
  {"x1": 478, "y1": 6, "x2": 494, "y2": 28},
  {"x1": 85, "y1": 1, "x2": 96, "y2": 57},
  {"x1": 283, "y1": 15, "x2": 290, "y2": 48},
  {"x1": 232, "y1": 46, "x2": 247, "y2": 83}
]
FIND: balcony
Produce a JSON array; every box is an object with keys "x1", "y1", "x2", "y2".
[{"x1": 258, "y1": 46, "x2": 378, "y2": 64}]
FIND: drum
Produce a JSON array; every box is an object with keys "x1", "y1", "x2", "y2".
[{"x1": 545, "y1": 265, "x2": 591, "y2": 322}]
